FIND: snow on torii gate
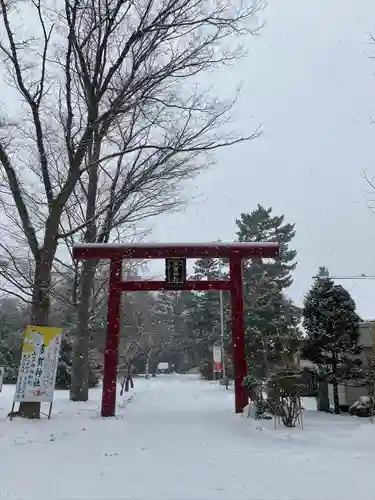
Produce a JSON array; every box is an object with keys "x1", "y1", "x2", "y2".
[{"x1": 73, "y1": 242, "x2": 280, "y2": 417}]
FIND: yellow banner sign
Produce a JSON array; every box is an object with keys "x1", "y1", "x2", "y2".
[{"x1": 14, "y1": 326, "x2": 63, "y2": 403}]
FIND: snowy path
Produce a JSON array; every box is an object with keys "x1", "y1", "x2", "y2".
[{"x1": 1, "y1": 375, "x2": 375, "y2": 499}]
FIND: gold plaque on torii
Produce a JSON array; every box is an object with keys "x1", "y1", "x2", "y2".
[{"x1": 165, "y1": 258, "x2": 187, "y2": 287}]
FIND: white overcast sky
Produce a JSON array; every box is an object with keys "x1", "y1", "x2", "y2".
[{"x1": 144, "y1": 0, "x2": 375, "y2": 319}]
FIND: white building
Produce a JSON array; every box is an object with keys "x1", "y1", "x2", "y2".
[{"x1": 331, "y1": 321, "x2": 375, "y2": 406}]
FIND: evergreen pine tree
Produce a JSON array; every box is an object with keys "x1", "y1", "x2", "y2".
[
  {"x1": 302, "y1": 272, "x2": 362, "y2": 414},
  {"x1": 236, "y1": 205, "x2": 296, "y2": 288},
  {"x1": 150, "y1": 290, "x2": 193, "y2": 370},
  {"x1": 0, "y1": 293, "x2": 100, "y2": 390},
  {"x1": 0, "y1": 297, "x2": 27, "y2": 382},
  {"x1": 55, "y1": 336, "x2": 100, "y2": 390},
  {"x1": 235, "y1": 205, "x2": 300, "y2": 377},
  {"x1": 55, "y1": 336, "x2": 74, "y2": 389}
]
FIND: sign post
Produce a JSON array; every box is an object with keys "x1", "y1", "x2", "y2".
[{"x1": 10, "y1": 325, "x2": 63, "y2": 420}]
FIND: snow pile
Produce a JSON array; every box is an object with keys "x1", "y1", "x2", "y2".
[{"x1": 0, "y1": 375, "x2": 374, "y2": 500}]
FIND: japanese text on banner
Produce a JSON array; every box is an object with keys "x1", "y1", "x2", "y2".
[{"x1": 14, "y1": 326, "x2": 63, "y2": 403}]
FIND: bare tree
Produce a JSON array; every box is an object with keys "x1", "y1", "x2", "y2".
[
  {"x1": 59, "y1": 116, "x2": 201, "y2": 401},
  {"x1": 0, "y1": 0, "x2": 264, "y2": 417},
  {"x1": 119, "y1": 292, "x2": 158, "y2": 391},
  {"x1": 57, "y1": 199, "x2": 151, "y2": 401}
]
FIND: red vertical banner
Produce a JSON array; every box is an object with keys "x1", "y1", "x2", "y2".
[{"x1": 213, "y1": 344, "x2": 222, "y2": 378}]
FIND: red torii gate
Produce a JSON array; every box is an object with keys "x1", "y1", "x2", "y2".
[{"x1": 72, "y1": 242, "x2": 279, "y2": 417}]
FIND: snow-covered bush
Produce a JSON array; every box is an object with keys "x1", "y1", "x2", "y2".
[
  {"x1": 349, "y1": 396, "x2": 374, "y2": 418},
  {"x1": 244, "y1": 366, "x2": 304, "y2": 427},
  {"x1": 243, "y1": 372, "x2": 272, "y2": 420}
]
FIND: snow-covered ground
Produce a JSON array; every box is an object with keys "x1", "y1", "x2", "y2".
[{"x1": 0, "y1": 374, "x2": 375, "y2": 500}]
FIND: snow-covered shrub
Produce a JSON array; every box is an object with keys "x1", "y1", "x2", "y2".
[
  {"x1": 243, "y1": 372, "x2": 272, "y2": 419},
  {"x1": 349, "y1": 396, "x2": 374, "y2": 418},
  {"x1": 268, "y1": 369, "x2": 304, "y2": 427}
]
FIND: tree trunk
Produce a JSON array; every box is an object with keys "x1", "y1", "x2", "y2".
[
  {"x1": 125, "y1": 361, "x2": 133, "y2": 392},
  {"x1": 70, "y1": 260, "x2": 96, "y2": 401},
  {"x1": 150, "y1": 350, "x2": 160, "y2": 376},
  {"x1": 145, "y1": 349, "x2": 152, "y2": 379},
  {"x1": 17, "y1": 257, "x2": 53, "y2": 419},
  {"x1": 332, "y1": 355, "x2": 340, "y2": 414},
  {"x1": 332, "y1": 380, "x2": 340, "y2": 414},
  {"x1": 70, "y1": 150, "x2": 99, "y2": 401},
  {"x1": 120, "y1": 364, "x2": 127, "y2": 396},
  {"x1": 331, "y1": 354, "x2": 340, "y2": 414},
  {"x1": 317, "y1": 380, "x2": 330, "y2": 412}
]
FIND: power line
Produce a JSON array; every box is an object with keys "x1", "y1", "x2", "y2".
[
  {"x1": 330, "y1": 275, "x2": 375, "y2": 280},
  {"x1": 313, "y1": 273, "x2": 375, "y2": 280}
]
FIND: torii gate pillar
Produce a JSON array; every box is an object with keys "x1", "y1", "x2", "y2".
[{"x1": 73, "y1": 242, "x2": 279, "y2": 417}]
